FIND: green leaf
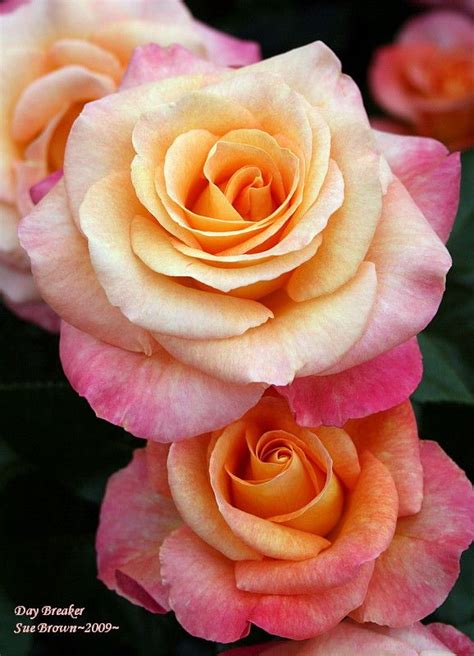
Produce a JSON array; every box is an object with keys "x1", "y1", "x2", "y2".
[{"x1": 414, "y1": 333, "x2": 474, "y2": 404}]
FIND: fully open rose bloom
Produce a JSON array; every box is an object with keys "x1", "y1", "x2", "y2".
[
  {"x1": 225, "y1": 621, "x2": 474, "y2": 655},
  {"x1": 20, "y1": 41, "x2": 460, "y2": 440},
  {"x1": 0, "y1": 0, "x2": 258, "y2": 329},
  {"x1": 370, "y1": 11, "x2": 474, "y2": 150},
  {"x1": 96, "y1": 395, "x2": 474, "y2": 642}
]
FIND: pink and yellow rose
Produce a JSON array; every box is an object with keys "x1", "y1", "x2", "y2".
[
  {"x1": 0, "y1": 0, "x2": 258, "y2": 328},
  {"x1": 96, "y1": 395, "x2": 473, "y2": 642},
  {"x1": 370, "y1": 11, "x2": 474, "y2": 150},
  {"x1": 19, "y1": 41, "x2": 460, "y2": 440},
  {"x1": 226, "y1": 621, "x2": 474, "y2": 655}
]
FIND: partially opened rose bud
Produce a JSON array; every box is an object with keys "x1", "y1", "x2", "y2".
[
  {"x1": 96, "y1": 395, "x2": 474, "y2": 643},
  {"x1": 20, "y1": 41, "x2": 460, "y2": 439},
  {"x1": 0, "y1": 0, "x2": 259, "y2": 329},
  {"x1": 370, "y1": 10, "x2": 474, "y2": 150},
  {"x1": 225, "y1": 620, "x2": 474, "y2": 655}
]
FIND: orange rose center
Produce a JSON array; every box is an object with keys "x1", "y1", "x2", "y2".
[{"x1": 223, "y1": 427, "x2": 344, "y2": 536}]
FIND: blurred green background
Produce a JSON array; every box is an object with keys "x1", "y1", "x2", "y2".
[{"x1": 1, "y1": 1, "x2": 473, "y2": 654}]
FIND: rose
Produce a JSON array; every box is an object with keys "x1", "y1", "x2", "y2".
[
  {"x1": 20, "y1": 41, "x2": 459, "y2": 440},
  {"x1": 0, "y1": 0, "x2": 259, "y2": 329},
  {"x1": 370, "y1": 11, "x2": 474, "y2": 150},
  {"x1": 225, "y1": 621, "x2": 474, "y2": 656},
  {"x1": 96, "y1": 395, "x2": 474, "y2": 642}
]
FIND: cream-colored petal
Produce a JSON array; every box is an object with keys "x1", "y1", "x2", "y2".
[
  {"x1": 131, "y1": 215, "x2": 322, "y2": 292},
  {"x1": 48, "y1": 38, "x2": 123, "y2": 82},
  {"x1": 80, "y1": 170, "x2": 273, "y2": 339},
  {"x1": 157, "y1": 261, "x2": 378, "y2": 385},
  {"x1": 12, "y1": 65, "x2": 116, "y2": 143}
]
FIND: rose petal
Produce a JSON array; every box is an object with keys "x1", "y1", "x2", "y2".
[
  {"x1": 4, "y1": 298, "x2": 60, "y2": 333},
  {"x1": 30, "y1": 169, "x2": 63, "y2": 205},
  {"x1": 326, "y1": 179, "x2": 451, "y2": 373},
  {"x1": 96, "y1": 448, "x2": 180, "y2": 612},
  {"x1": 168, "y1": 435, "x2": 261, "y2": 561},
  {"x1": 247, "y1": 562, "x2": 374, "y2": 641},
  {"x1": 235, "y1": 451, "x2": 398, "y2": 594},
  {"x1": 194, "y1": 20, "x2": 261, "y2": 66},
  {"x1": 121, "y1": 43, "x2": 220, "y2": 90},
  {"x1": 345, "y1": 401, "x2": 424, "y2": 517},
  {"x1": 158, "y1": 261, "x2": 377, "y2": 386},
  {"x1": 278, "y1": 338, "x2": 422, "y2": 428},
  {"x1": 351, "y1": 441, "x2": 474, "y2": 625},
  {"x1": 428, "y1": 623, "x2": 474, "y2": 655},
  {"x1": 375, "y1": 131, "x2": 460, "y2": 243},
  {"x1": 80, "y1": 171, "x2": 274, "y2": 339},
  {"x1": 60, "y1": 322, "x2": 266, "y2": 442},
  {"x1": 19, "y1": 181, "x2": 153, "y2": 353},
  {"x1": 160, "y1": 526, "x2": 256, "y2": 643}
]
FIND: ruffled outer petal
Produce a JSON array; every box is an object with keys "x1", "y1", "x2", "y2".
[
  {"x1": 375, "y1": 131, "x2": 460, "y2": 243},
  {"x1": 351, "y1": 441, "x2": 474, "y2": 626},
  {"x1": 346, "y1": 401, "x2": 424, "y2": 518},
  {"x1": 159, "y1": 526, "x2": 374, "y2": 643},
  {"x1": 427, "y1": 623, "x2": 474, "y2": 655},
  {"x1": 19, "y1": 181, "x2": 154, "y2": 353},
  {"x1": 96, "y1": 448, "x2": 181, "y2": 612},
  {"x1": 327, "y1": 179, "x2": 451, "y2": 374},
  {"x1": 120, "y1": 43, "x2": 220, "y2": 90},
  {"x1": 60, "y1": 322, "x2": 266, "y2": 442},
  {"x1": 194, "y1": 20, "x2": 261, "y2": 67},
  {"x1": 277, "y1": 338, "x2": 422, "y2": 428},
  {"x1": 224, "y1": 621, "x2": 468, "y2": 655}
]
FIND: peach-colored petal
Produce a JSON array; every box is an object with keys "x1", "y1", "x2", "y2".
[
  {"x1": 158, "y1": 261, "x2": 377, "y2": 385},
  {"x1": 351, "y1": 441, "x2": 474, "y2": 625},
  {"x1": 80, "y1": 171, "x2": 273, "y2": 339},
  {"x1": 19, "y1": 181, "x2": 153, "y2": 353},
  {"x1": 0, "y1": 47, "x2": 48, "y2": 200},
  {"x1": 345, "y1": 402, "x2": 424, "y2": 518},
  {"x1": 49, "y1": 38, "x2": 123, "y2": 82},
  {"x1": 64, "y1": 78, "x2": 205, "y2": 227},
  {"x1": 131, "y1": 215, "x2": 322, "y2": 293},
  {"x1": 235, "y1": 451, "x2": 398, "y2": 594},
  {"x1": 167, "y1": 435, "x2": 261, "y2": 561},
  {"x1": 313, "y1": 427, "x2": 361, "y2": 490},
  {"x1": 97, "y1": 448, "x2": 180, "y2": 612},
  {"x1": 375, "y1": 131, "x2": 460, "y2": 243},
  {"x1": 12, "y1": 66, "x2": 116, "y2": 143},
  {"x1": 239, "y1": 43, "x2": 382, "y2": 299},
  {"x1": 146, "y1": 442, "x2": 171, "y2": 497},
  {"x1": 60, "y1": 322, "x2": 266, "y2": 442},
  {"x1": 209, "y1": 421, "x2": 330, "y2": 560},
  {"x1": 121, "y1": 43, "x2": 220, "y2": 90},
  {"x1": 160, "y1": 526, "x2": 257, "y2": 643},
  {"x1": 194, "y1": 20, "x2": 261, "y2": 66},
  {"x1": 327, "y1": 179, "x2": 452, "y2": 373},
  {"x1": 278, "y1": 338, "x2": 423, "y2": 428}
]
